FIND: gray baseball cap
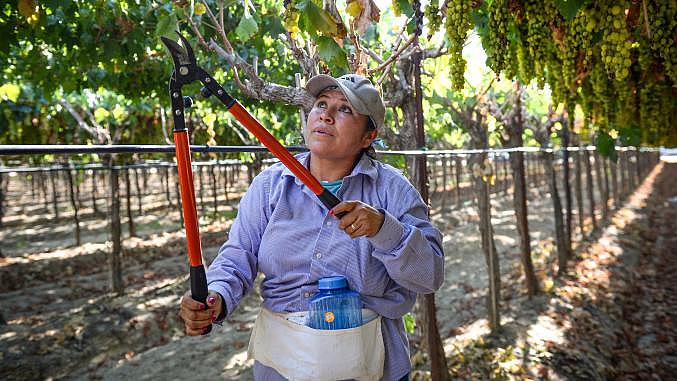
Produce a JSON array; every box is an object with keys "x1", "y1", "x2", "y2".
[{"x1": 305, "y1": 74, "x2": 386, "y2": 130}]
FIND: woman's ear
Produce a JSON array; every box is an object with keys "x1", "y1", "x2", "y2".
[{"x1": 362, "y1": 129, "x2": 377, "y2": 148}]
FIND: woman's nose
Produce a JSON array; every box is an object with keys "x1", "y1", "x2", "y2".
[{"x1": 319, "y1": 108, "x2": 334, "y2": 123}]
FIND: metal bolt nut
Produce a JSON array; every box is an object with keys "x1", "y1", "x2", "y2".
[
  {"x1": 179, "y1": 66, "x2": 189, "y2": 75},
  {"x1": 172, "y1": 92, "x2": 179, "y2": 98},
  {"x1": 205, "y1": 77, "x2": 211, "y2": 83},
  {"x1": 217, "y1": 89, "x2": 223, "y2": 95},
  {"x1": 174, "y1": 109, "x2": 182, "y2": 116}
]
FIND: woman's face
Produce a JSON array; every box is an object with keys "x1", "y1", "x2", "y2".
[{"x1": 303, "y1": 89, "x2": 376, "y2": 162}]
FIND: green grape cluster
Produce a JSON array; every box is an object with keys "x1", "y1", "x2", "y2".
[
  {"x1": 560, "y1": 6, "x2": 596, "y2": 89},
  {"x1": 392, "y1": 0, "x2": 403, "y2": 17},
  {"x1": 522, "y1": 0, "x2": 558, "y2": 84},
  {"x1": 424, "y1": 2, "x2": 443, "y2": 38},
  {"x1": 599, "y1": 2, "x2": 632, "y2": 81},
  {"x1": 444, "y1": 0, "x2": 473, "y2": 90},
  {"x1": 485, "y1": 0, "x2": 510, "y2": 75},
  {"x1": 646, "y1": 0, "x2": 677, "y2": 83}
]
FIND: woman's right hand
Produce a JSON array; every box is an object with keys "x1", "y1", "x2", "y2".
[{"x1": 179, "y1": 291, "x2": 223, "y2": 336}]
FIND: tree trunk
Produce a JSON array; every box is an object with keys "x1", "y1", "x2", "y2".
[
  {"x1": 471, "y1": 152, "x2": 501, "y2": 331},
  {"x1": 124, "y1": 167, "x2": 136, "y2": 237},
  {"x1": 109, "y1": 161, "x2": 124, "y2": 295},
  {"x1": 65, "y1": 164, "x2": 81, "y2": 246},
  {"x1": 583, "y1": 149, "x2": 597, "y2": 231},
  {"x1": 409, "y1": 23, "x2": 449, "y2": 378},
  {"x1": 509, "y1": 149, "x2": 538, "y2": 296},
  {"x1": 542, "y1": 152, "x2": 569, "y2": 274}
]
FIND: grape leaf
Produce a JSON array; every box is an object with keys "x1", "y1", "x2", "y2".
[
  {"x1": 554, "y1": 0, "x2": 585, "y2": 21},
  {"x1": 316, "y1": 36, "x2": 348, "y2": 72},
  {"x1": 155, "y1": 12, "x2": 178, "y2": 39},
  {"x1": 236, "y1": 12, "x2": 258, "y2": 42},
  {"x1": 596, "y1": 131, "x2": 618, "y2": 161}
]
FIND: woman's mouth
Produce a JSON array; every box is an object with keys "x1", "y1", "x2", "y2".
[{"x1": 312, "y1": 128, "x2": 333, "y2": 136}]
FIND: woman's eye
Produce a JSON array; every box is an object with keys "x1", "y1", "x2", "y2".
[
  {"x1": 339, "y1": 106, "x2": 353, "y2": 114},
  {"x1": 315, "y1": 101, "x2": 327, "y2": 108}
]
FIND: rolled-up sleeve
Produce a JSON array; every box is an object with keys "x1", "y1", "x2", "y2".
[
  {"x1": 206, "y1": 172, "x2": 269, "y2": 317},
  {"x1": 368, "y1": 186, "x2": 444, "y2": 294}
]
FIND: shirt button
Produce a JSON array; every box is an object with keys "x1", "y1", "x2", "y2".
[
  {"x1": 325, "y1": 221, "x2": 332, "y2": 226},
  {"x1": 304, "y1": 292, "x2": 310, "y2": 298},
  {"x1": 315, "y1": 253, "x2": 322, "y2": 259}
]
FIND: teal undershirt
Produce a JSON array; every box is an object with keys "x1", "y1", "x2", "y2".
[{"x1": 320, "y1": 179, "x2": 343, "y2": 196}]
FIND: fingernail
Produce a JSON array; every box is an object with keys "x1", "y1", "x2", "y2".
[
  {"x1": 211, "y1": 311, "x2": 216, "y2": 322},
  {"x1": 329, "y1": 209, "x2": 334, "y2": 215},
  {"x1": 207, "y1": 296, "x2": 216, "y2": 305},
  {"x1": 201, "y1": 303, "x2": 208, "y2": 310}
]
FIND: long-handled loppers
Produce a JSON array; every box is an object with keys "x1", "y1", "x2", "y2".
[{"x1": 162, "y1": 32, "x2": 344, "y2": 333}]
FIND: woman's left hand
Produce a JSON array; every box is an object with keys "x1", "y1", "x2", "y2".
[{"x1": 331, "y1": 201, "x2": 385, "y2": 238}]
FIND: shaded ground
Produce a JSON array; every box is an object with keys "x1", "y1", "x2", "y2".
[{"x1": 0, "y1": 160, "x2": 673, "y2": 380}]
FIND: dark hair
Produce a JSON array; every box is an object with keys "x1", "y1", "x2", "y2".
[{"x1": 363, "y1": 117, "x2": 377, "y2": 159}]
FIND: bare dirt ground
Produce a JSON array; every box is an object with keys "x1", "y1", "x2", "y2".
[{"x1": 1, "y1": 160, "x2": 674, "y2": 380}]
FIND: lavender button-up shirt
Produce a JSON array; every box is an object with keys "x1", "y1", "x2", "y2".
[{"x1": 206, "y1": 152, "x2": 445, "y2": 380}]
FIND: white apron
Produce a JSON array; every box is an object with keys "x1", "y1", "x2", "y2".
[{"x1": 247, "y1": 307, "x2": 385, "y2": 381}]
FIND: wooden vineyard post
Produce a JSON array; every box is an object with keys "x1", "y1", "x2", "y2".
[
  {"x1": 560, "y1": 115, "x2": 573, "y2": 250},
  {"x1": 109, "y1": 159, "x2": 124, "y2": 295},
  {"x1": 91, "y1": 169, "x2": 99, "y2": 214},
  {"x1": 0, "y1": 171, "x2": 5, "y2": 228},
  {"x1": 454, "y1": 156, "x2": 462, "y2": 209},
  {"x1": 594, "y1": 151, "x2": 609, "y2": 221},
  {"x1": 134, "y1": 167, "x2": 143, "y2": 215},
  {"x1": 211, "y1": 163, "x2": 218, "y2": 217},
  {"x1": 124, "y1": 165, "x2": 136, "y2": 238},
  {"x1": 584, "y1": 148, "x2": 597, "y2": 231},
  {"x1": 611, "y1": 158, "x2": 619, "y2": 208},
  {"x1": 174, "y1": 166, "x2": 183, "y2": 225},
  {"x1": 619, "y1": 150, "x2": 628, "y2": 200},
  {"x1": 50, "y1": 167, "x2": 59, "y2": 220},
  {"x1": 573, "y1": 143, "x2": 585, "y2": 238},
  {"x1": 164, "y1": 165, "x2": 172, "y2": 208},
  {"x1": 65, "y1": 162, "x2": 81, "y2": 246}
]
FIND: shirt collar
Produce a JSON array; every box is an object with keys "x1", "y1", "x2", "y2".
[{"x1": 281, "y1": 152, "x2": 378, "y2": 185}]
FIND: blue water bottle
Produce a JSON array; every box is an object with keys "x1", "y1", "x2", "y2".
[{"x1": 308, "y1": 276, "x2": 363, "y2": 330}]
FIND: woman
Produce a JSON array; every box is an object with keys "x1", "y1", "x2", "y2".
[{"x1": 180, "y1": 74, "x2": 445, "y2": 381}]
